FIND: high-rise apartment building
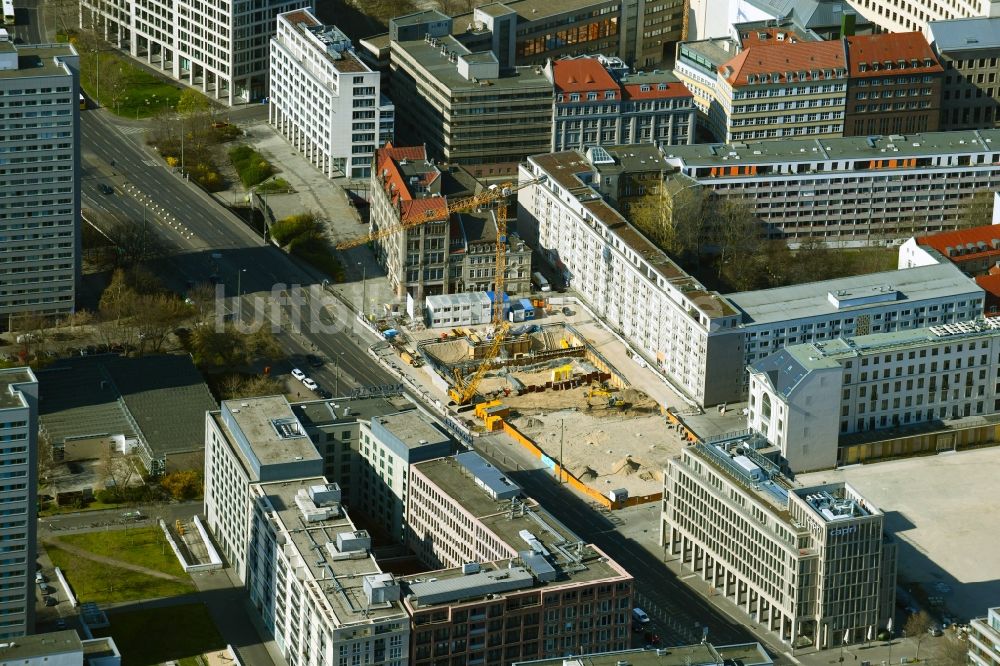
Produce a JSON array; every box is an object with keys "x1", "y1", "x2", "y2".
[
  {"x1": 519, "y1": 146, "x2": 984, "y2": 407},
  {"x1": 0, "y1": 43, "x2": 79, "y2": 321},
  {"x1": 748, "y1": 318, "x2": 1000, "y2": 471},
  {"x1": 927, "y1": 18, "x2": 1000, "y2": 130},
  {"x1": 970, "y1": 606, "x2": 1000, "y2": 666},
  {"x1": 0, "y1": 368, "x2": 38, "y2": 638},
  {"x1": 79, "y1": 0, "x2": 308, "y2": 104},
  {"x1": 686, "y1": 0, "x2": 868, "y2": 41},
  {"x1": 846, "y1": 0, "x2": 1000, "y2": 34},
  {"x1": 547, "y1": 55, "x2": 695, "y2": 151},
  {"x1": 270, "y1": 10, "x2": 394, "y2": 179},
  {"x1": 204, "y1": 396, "x2": 411, "y2": 666},
  {"x1": 406, "y1": 452, "x2": 634, "y2": 665},
  {"x1": 661, "y1": 432, "x2": 896, "y2": 649}
]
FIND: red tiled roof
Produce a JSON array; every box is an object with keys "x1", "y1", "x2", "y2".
[
  {"x1": 401, "y1": 197, "x2": 448, "y2": 223},
  {"x1": 845, "y1": 32, "x2": 942, "y2": 78},
  {"x1": 551, "y1": 58, "x2": 619, "y2": 94},
  {"x1": 622, "y1": 81, "x2": 693, "y2": 100},
  {"x1": 380, "y1": 143, "x2": 426, "y2": 163},
  {"x1": 975, "y1": 273, "x2": 1000, "y2": 317},
  {"x1": 720, "y1": 40, "x2": 846, "y2": 86},
  {"x1": 916, "y1": 224, "x2": 1000, "y2": 262}
]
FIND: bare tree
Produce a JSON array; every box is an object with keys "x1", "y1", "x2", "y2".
[
  {"x1": 957, "y1": 189, "x2": 995, "y2": 230},
  {"x1": 104, "y1": 216, "x2": 173, "y2": 268},
  {"x1": 135, "y1": 294, "x2": 189, "y2": 354},
  {"x1": 629, "y1": 180, "x2": 709, "y2": 262},
  {"x1": 220, "y1": 373, "x2": 285, "y2": 400},
  {"x1": 37, "y1": 431, "x2": 60, "y2": 494},
  {"x1": 713, "y1": 198, "x2": 765, "y2": 289},
  {"x1": 100, "y1": 444, "x2": 136, "y2": 495},
  {"x1": 905, "y1": 611, "x2": 933, "y2": 660},
  {"x1": 938, "y1": 633, "x2": 969, "y2": 666}
]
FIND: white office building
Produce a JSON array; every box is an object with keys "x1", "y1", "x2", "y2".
[
  {"x1": 270, "y1": 9, "x2": 394, "y2": 179},
  {"x1": 0, "y1": 42, "x2": 79, "y2": 320},
  {"x1": 846, "y1": 0, "x2": 1000, "y2": 34},
  {"x1": 518, "y1": 147, "x2": 984, "y2": 407},
  {"x1": 970, "y1": 606, "x2": 1000, "y2": 666},
  {"x1": 660, "y1": 129, "x2": 1000, "y2": 246},
  {"x1": 748, "y1": 318, "x2": 1000, "y2": 471},
  {"x1": 204, "y1": 396, "x2": 410, "y2": 666},
  {"x1": 79, "y1": 0, "x2": 308, "y2": 104},
  {"x1": 0, "y1": 368, "x2": 38, "y2": 638},
  {"x1": 662, "y1": 432, "x2": 896, "y2": 650}
]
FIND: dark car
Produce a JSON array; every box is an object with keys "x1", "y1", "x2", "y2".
[
  {"x1": 316, "y1": 388, "x2": 332, "y2": 399},
  {"x1": 43, "y1": 596, "x2": 57, "y2": 607},
  {"x1": 99, "y1": 183, "x2": 114, "y2": 195},
  {"x1": 306, "y1": 354, "x2": 323, "y2": 368}
]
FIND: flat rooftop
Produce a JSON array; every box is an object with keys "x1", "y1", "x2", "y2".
[
  {"x1": 373, "y1": 410, "x2": 449, "y2": 449},
  {"x1": 410, "y1": 456, "x2": 629, "y2": 605},
  {"x1": 513, "y1": 643, "x2": 773, "y2": 666},
  {"x1": 0, "y1": 629, "x2": 82, "y2": 659},
  {"x1": 0, "y1": 44, "x2": 78, "y2": 79},
  {"x1": 0, "y1": 367, "x2": 34, "y2": 409},
  {"x1": 259, "y1": 477, "x2": 408, "y2": 624},
  {"x1": 222, "y1": 397, "x2": 321, "y2": 467},
  {"x1": 797, "y1": 447, "x2": 1000, "y2": 621},
  {"x1": 292, "y1": 395, "x2": 415, "y2": 428},
  {"x1": 662, "y1": 129, "x2": 1000, "y2": 168},
  {"x1": 282, "y1": 10, "x2": 371, "y2": 74},
  {"x1": 727, "y1": 262, "x2": 982, "y2": 326},
  {"x1": 929, "y1": 16, "x2": 1000, "y2": 52},
  {"x1": 392, "y1": 36, "x2": 551, "y2": 92}
]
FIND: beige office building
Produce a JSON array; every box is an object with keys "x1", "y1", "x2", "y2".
[
  {"x1": 662, "y1": 432, "x2": 896, "y2": 650},
  {"x1": 928, "y1": 17, "x2": 1000, "y2": 130}
]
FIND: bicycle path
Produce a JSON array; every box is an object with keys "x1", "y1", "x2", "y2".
[{"x1": 42, "y1": 537, "x2": 187, "y2": 582}]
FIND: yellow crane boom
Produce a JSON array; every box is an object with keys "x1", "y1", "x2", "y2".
[{"x1": 449, "y1": 322, "x2": 510, "y2": 405}]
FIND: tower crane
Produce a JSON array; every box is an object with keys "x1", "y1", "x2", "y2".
[{"x1": 337, "y1": 175, "x2": 546, "y2": 405}]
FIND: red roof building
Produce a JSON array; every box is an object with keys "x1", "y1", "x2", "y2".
[
  {"x1": 843, "y1": 32, "x2": 943, "y2": 136},
  {"x1": 547, "y1": 56, "x2": 695, "y2": 151}
]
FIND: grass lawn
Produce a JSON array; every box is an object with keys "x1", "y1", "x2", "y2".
[
  {"x1": 38, "y1": 499, "x2": 124, "y2": 517},
  {"x1": 79, "y1": 51, "x2": 182, "y2": 119},
  {"x1": 95, "y1": 603, "x2": 225, "y2": 666},
  {"x1": 229, "y1": 144, "x2": 275, "y2": 187},
  {"x1": 56, "y1": 526, "x2": 189, "y2": 577}
]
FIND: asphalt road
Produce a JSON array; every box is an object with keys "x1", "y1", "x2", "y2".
[{"x1": 10, "y1": 0, "x2": 41, "y2": 44}]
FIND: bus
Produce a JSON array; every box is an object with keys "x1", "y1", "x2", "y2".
[
  {"x1": 2, "y1": 0, "x2": 14, "y2": 27},
  {"x1": 79, "y1": 93, "x2": 86, "y2": 110}
]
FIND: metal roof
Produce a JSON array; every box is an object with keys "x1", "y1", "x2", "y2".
[
  {"x1": 455, "y1": 451, "x2": 521, "y2": 500},
  {"x1": 407, "y1": 566, "x2": 535, "y2": 606},
  {"x1": 928, "y1": 17, "x2": 1000, "y2": 52}
]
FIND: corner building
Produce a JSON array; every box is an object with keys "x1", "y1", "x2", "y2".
[
  {"x1": 405, "y1": 452, "x2": 634, "y2": 664},
  {"x1": 662, "y1": 433, "x2": 896, "y2": 650}
]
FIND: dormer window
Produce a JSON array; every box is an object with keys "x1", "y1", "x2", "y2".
[
  {"x1": 570, "y1": 93, "x2": 580, "y2": 101},
  {"x1": 859, "y1": 63, "x2": 867, "y2": 72},
  {"x1": 872, "y1": 62, "x2": 880, "y2": 71},
  {"x1": 587, "y1": 91, "x2": 598, "y2": 100},
  {"x1": 924, "y1": 58, "x2": 933, "y2": 67},
  {"x1": 658, "y1": 83, "x2": 666, "y2": 90},
  {"x1": 640, "y1": 84, "x2": 651, "y2": 91},
  {"x1": 557, "y1": 94, "x2": 564, "y2": 102},
  {"x1": 605, "y1": 90, "x2": 615, "y2": 99},
  {"x1": 884, "y1": 61, "x2": 893, "y2": 70}
]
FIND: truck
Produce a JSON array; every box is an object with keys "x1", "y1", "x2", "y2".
[{"x1": 531, "y1": 272, "x2": 551, "y2": 292}]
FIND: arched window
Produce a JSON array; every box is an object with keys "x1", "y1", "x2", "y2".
[{"x1": 761, "y1": 393, "x2": 772, "y2": 421}]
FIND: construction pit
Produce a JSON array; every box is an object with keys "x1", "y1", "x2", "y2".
[{"x1": 419, "y1": 323, "x2": 684, "y2": 498}]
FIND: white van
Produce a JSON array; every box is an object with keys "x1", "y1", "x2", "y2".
[
  {"x1": 531, "y1": 272, "x2": 551, "y2": 292},
  {"x1": 632, "y1": 607, "x2": 650, "y2": 624}
]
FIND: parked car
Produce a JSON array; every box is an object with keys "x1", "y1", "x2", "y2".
[
  {"x1": 35, "y1": 572, "x2": 45, "y2": 584},
  {"x1": 316, "y1": 388, "x2": 332, "y2": 399},
  {"x1": 38, "y1": 583, "x2": 53, "y2": 594},
  {"x1": 291, "y1": 368, "x2": 306, "y2": 381},
  {"x1": 306, "y1": 354, "x2": 323, "y2": 368},
  {"x1": 43, "y1": 596, "x2": 57, "y2": 607},
  {"x1": 55, "y1": 619, "x2": 66, "y2": 629},
  {"x1": 929, "y1": 625, "x2": 943, "y2": 637},
  {"x1": 99, "y1": 183, "x2": 114, "y2": 195},
  {"x1": 302, "y1": 378, "x2": 318, "y2": 391},
  {"x1": 632, "y1": 608, "x2": 650, "y2": 624}
]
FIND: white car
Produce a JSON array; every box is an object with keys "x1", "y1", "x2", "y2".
[
  {"x1": 291, "y1": 368, "x2": 306, "y2": 381},
  {"x1": 302, "y1": 378, "x2": 318, "y2": 391}
]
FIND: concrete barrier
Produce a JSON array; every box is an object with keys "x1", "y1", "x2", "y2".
[
  {"x1": 192, "y1": 515, "x2": 224, "y2": 571},
  {"x1": 53, "y1": 566, "x2": 77, "y2": 609}
]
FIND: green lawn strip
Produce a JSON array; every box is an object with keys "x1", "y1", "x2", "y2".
[
  {"x1": 79, "y1": 51, "x2": 182, "y2": 118},
  {"x1": 46, "y1": 544, "x2": 193, "y2": 604},
  {"x1": 39, "y1": 499, "x2": 124, "y2": 517},
  {"x1": 56, "y1": 526, "x2": 188, "y2": 577},
  {"x1": 95, "y1": 603, "x2": 225, "y2": 666}
]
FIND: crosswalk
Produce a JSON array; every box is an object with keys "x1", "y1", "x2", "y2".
[{"x1": 118, "y1": 126, "x2": 146, "y2": 136}]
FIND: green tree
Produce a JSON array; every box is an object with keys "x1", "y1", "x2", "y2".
[
  {"x1": 957, "y1": 189, "x2": 995, "y2": 229},
  {"x1": 176, "y1": 88, "x2": 212, "y2": 116},
  {"x1": 160, "y1": 470, "x2": 203, "y2": 500}
]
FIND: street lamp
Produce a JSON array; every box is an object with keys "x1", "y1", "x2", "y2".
[
  {"x1": 236, "y1": 268, "x2": 246, "y2": 318},
  {"x1": 357, "y1": 261, "x2": 367, "y2": 320}
]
